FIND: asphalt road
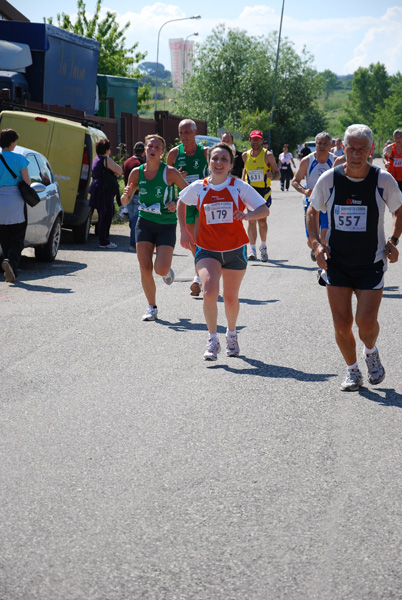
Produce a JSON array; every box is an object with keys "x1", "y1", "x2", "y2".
[{"x1": 1, "y1": 164, "x2": 402, "y2": 600}]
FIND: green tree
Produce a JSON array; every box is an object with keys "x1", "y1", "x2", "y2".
[
  {"x1": 47, "y1": 0, "x2": 145, "y2": 76},
  {"x1": 175, "y1": 25, "x2": 326, "y2": 156},
  {"x1": 341, "y1": 63, "x2": 391, "y2": 127},
  {"x1": 372, "y1": 74, "x2": 402, "y2": 141},
  {"x1": 237, "y1": 109, "x2": 272, "y2": 141},
  {"x1": 319, "y1": 69, "x2": 338, "y2": 100}
]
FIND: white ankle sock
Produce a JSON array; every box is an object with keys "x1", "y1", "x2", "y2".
[{"x1": 364, "y1": 345, "x2": 376, "y2": 355}]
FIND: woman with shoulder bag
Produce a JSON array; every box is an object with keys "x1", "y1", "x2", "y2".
[
  {"x1": 0, "y1": 128, "x2": 31, "y2": 283},
  {"x1": 89, "y1": 138, "x2": 122, "y2": 249}
]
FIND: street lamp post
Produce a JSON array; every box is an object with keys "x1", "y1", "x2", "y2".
[
  {"x1": 183, "y1": 32, "x2": 198, "y2": 84},
  {"x1": 268, "y1": 0, "x2": 285, "y2": 147},
  {"x1": 154, "y1": 15, "x2": 201, "y2": 112}
]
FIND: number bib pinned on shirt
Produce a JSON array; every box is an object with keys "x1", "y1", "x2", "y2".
[
  {"x1": 248, "y1": 169, "x2": 264, "y2": 183},
  {"x1": 334, "y1": 205, "x2": 367, "y2": 232},
  {"x1": 185, "y1": 174, "x2": 200, "y2": 184},
  {"x1": 204, "y1": 201, "x2": 233, "y2": 225},
  {"x1": 139, "y1": 201, "x2": 162, "y2": 215}
]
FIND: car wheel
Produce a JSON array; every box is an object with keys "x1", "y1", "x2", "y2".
[
  {"x1": 35, "y1": 216, "x2": 62, "y2": 262},
  {"x1": 73, "y1": 210, "x2": 93, "y2": 244}
]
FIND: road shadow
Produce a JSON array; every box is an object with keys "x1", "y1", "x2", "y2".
[
  {"x1": 156, "y1": 317, "x2": 245, "y2": 335},
  {"x1": 162, "y1": 287, "x2": 279, "y2": 307},
  {"x1": 207, "y1": 355, "x2": 337, "y2": 382},
  {"x1": 218, "y1": 296, "x2": 279, "y2": 306},
  {"x1": 382, "y1": 285, "x2": 402, "y2": 300},
  {"x1": 357, "y1": 387, "x2": 402, "y2": 408},
  {"x1": 249, "y1": 259, "x2": 318, "y2": 273},
  {"x1": 19, "y1": 256, "x2": 86, "y2": 278},
  {"x1": 11, "y1": 281, "x2": 74, "y2": 294},
  {"x1": 9, "y1": 257, "x2": 87, "y2": 293}
]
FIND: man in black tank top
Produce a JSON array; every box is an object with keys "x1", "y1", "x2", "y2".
[{"x1": 306, "y1": 124, "x2": 402, "y2": 392}]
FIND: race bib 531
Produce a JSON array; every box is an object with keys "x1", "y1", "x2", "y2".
[{"x1": 248, "y1": 169, "x2": 264, "y2": 183}]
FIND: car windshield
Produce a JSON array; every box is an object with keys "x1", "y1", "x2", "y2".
[{"x1": 195, "y1": 135, "x2": 221, "y2": 148}]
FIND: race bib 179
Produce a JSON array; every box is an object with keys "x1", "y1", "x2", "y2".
[{"x1": 204, "y1": 202, "x2": 233, "y2": 225}]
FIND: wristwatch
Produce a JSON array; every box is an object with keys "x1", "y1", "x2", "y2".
[{"x1": 388, "y1": 236, "x2": 399, "y2": 246}]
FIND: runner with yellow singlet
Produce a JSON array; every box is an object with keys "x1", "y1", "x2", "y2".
[
  {"x1": 242, "y1": 130, "x2": 279, "y2": 261},
  {"x1": 167, "y1": 119, "x2": 208, "y2": 296}
]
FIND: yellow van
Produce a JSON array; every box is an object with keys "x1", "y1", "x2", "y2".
[{"x1": 0, "y1": 110, "x2": 104, "y2": 242}]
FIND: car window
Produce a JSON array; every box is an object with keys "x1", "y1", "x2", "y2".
[
  {"x1": 26, "y1": 154, "x2": 42, "y2": 184},
  {"x1": 36, "y1": 154, "x2": 53, "y2": 186},
  {"x1": 26, "y1": 153, "x2": 52, "y2": 186},
  {"x1": 195, "y1": 135, "x2": 221, "y2": 148}
]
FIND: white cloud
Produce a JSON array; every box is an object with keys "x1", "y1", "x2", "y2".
[
  {"x1": 109, "y1": 3, "x2": 402, "y2": 75},
  {"x1": 344, "y1": 7, "x2": 402, "y2": 74}
]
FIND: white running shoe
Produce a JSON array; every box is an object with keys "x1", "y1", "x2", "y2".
[
  {"x1": 162, "y1": 268, "x2": 174, "y2": 285},
  {"x1": 226, "y1": 333, "x2": 240, "y2": 357},
  {"x1": 99, "y1": 242, "x2": 117, "y2": 249},
  {"x1": 142, "y1": 305, "x2": 158, "y2": 321},
  {"x1": 248, "y1": 248, "x2": 257, "y2": 261},
  {"x1": 259, "y1": 245, "x2": 268, "y2": 262},
  {"x1": 203, "y1": 338, "x2": 221, "y2": 361},
  {"x1": 340, "y1": 368, "x2": 363, "y2": 392},
  {"x1": 363, "y1": 349, "x2": 385, "y2": 385}
]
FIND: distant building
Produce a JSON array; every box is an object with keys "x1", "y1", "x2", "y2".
[
  {"x1": 169, "y1": 38, "x2": 196, "y2": 88},
  {"x1": 0, "y1": 0, "x2": 29, "y2": 21}
]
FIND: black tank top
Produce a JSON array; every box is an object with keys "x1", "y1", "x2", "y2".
[{"x1": 329, "y1": 165, "x2": 380, "y2": 268}]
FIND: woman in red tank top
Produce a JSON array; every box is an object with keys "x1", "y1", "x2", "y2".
[{"x1": 178, "y1": 142, "x2": 270, "y2": 361}]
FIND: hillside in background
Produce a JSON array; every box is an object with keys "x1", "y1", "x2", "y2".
[{"x1": 317, "y1": 75, "x2": 353, "y2": 138}]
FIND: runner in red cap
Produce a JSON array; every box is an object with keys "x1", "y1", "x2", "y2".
[{"x1": 242, "y1": 130, "x2": 279, "y2": 261}]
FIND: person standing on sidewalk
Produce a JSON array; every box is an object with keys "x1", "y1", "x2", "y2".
[
  {"x1": 242, "y1": 130, "x2": 279, "y2": 262},
  {"x1": 89, "y1": 138, "x2": 122, "y2": 249},
  {"x1": 0, "y1": 128, "x2": 31, "y2": 283},
  {"x1": 220, "y1": 131, "x2": 243, "y2": 179}
]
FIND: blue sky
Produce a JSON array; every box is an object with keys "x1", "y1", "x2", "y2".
[{"x1": 11, "y1": 0, "x2": 402, "y2": 75}]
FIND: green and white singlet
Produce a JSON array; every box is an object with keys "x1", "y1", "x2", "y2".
[
  {"x1": 174, "y1": 143, "x2": 208, "y2": 224},
  {"x1": 138, "y1": 162, "x2": 176, "y2": 225}
]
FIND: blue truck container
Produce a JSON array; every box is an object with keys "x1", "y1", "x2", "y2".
[{"x1": 0, "y1": 22, "x2": 99, "y2": 114}]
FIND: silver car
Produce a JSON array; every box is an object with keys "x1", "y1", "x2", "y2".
[
  {"x1": 195, "y1": 134, "x2": 221, "y2": 148},
  {"x1": 0, "y1": 145, "x2": 63, "y2": 261}
]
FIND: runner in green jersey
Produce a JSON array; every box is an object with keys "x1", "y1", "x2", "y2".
[
  {"x1": 167, "y1": 119, "x2": 208, "y2": 296},
  {"x1": 122, "y1": 134, "x2": 187, "y2": 321},
  {"x1": 137, "y1": 162, "x2": 176, "y2": 225}
]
